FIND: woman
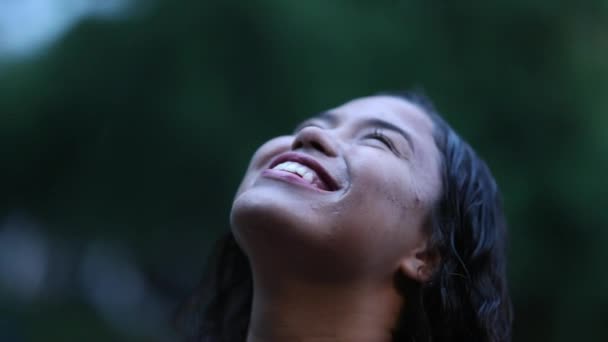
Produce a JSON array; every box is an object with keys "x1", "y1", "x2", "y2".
[{"x1": 177, "y1": 92, "x2": 513, "y2": 342}]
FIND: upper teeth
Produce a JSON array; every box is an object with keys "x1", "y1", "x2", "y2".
[{"x1": 272, "y1": 161, "x2": 318, "y2": 183}]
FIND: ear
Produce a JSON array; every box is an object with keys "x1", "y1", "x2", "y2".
[{"x1": 398, "y1": 245, "x2": 440, "y2": 283}]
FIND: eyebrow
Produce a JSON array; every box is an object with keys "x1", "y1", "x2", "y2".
[{"x1": 295, "y1": 111, "x2": 415, "y2": 152}]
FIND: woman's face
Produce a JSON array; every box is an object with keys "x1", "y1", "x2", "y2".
[{"x1": 231, "y1": 96, "x2": 442, "y2": 281}]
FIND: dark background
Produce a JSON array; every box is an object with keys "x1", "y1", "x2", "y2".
[{"x1": 1, "y1": 0, "x2": 607, "y2": 341}]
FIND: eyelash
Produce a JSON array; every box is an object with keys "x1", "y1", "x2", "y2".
[
  {"x1": 293, "y1": 125, "x2": 399, "y2": 155},
  {"x1": 368, "y1": 129, "x2": 395, "y2": 150}
]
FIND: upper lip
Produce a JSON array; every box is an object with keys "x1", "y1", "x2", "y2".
[{"x1": 268, "y1": 152, "x2": 341, "y2": 191}]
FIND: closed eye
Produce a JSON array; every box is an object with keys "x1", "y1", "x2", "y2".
[{"x1": 367, "y1": 129, "x2": 394, "y2": 150}]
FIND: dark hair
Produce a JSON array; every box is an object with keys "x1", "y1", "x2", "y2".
[
  {"x1": 390, "y1": 91, "x2": 513, "y2": 342},
  {"x1": 175, "y1": 92, "x2": 513, "y2": 342}
]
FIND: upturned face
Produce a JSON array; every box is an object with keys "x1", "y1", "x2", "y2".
[{"x1": 230, "y1": 96, "x2": 442, "y2": 282}]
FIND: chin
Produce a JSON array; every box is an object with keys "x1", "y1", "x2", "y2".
[
  {"x1": 231, "y1": 177, "x2": 331, "y2": 232},
  {"x1": 231, "y1": 189, "x2": 289, "y2": 231},
  {"x1": 231, "y1": 188, "x2": 306, "y2": 237},
  {"x1": 230, "y1": 187, "x2": 334, "y2": 264}
]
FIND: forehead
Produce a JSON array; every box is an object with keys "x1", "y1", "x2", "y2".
[{"x1": 330, "y1": 95, "x2": 436, "y2": 138}]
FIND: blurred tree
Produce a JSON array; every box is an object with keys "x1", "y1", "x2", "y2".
[{"x1": 0, "y1": 0, "x2": 607, "y2": 341}]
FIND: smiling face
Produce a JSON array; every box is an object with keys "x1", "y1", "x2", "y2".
[{"x1": 230, "y1": 96, "x2": 443, "y2": 283}]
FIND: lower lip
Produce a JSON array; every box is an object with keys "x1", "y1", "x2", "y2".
[{"x1": 261, "y1": 169, "x2": 330, "y2": 193}]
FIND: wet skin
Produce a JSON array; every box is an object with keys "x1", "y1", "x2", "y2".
[
  {"x1": 230, "y1": 95, "x2": 443, "y2": 342},
  {"x1": 231, "y1": 95, "x2": 442, "y2": 283}
]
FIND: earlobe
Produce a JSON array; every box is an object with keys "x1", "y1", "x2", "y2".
[{"x1": 398, "y1": 249, "x2": 439, "y2": 283}]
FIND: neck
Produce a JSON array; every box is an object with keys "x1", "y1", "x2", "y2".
[{"x1": 246, "y1": 276, "x2": 403, "y2": 342}]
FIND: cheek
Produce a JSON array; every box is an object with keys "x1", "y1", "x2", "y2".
[
  {"x1": 409, "y1": 149, "x2": 443, "y2": 208},
  {"x1": 350, "y1": 153, "x2": 419, "y2": 213},
  {"x1": 327, "y1": 155, "x2": 426, "y2": 269}
]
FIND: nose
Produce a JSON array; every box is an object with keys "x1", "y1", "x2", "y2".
[{"x1": 291, "y1": 126, "x2": 339, "y2": 157}]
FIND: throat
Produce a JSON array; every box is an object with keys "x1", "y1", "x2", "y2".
[{"x1": 246, "y1": 280, "x2": 402, "y2": 342}]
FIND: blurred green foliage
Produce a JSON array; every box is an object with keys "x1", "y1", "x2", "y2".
[{"x1": 1, "y1": 0, "x2": 607, "y2": 341}]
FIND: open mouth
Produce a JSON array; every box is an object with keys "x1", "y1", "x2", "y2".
[{"x1": 265, "y1": 152, "x2": 340, "y2": 191}]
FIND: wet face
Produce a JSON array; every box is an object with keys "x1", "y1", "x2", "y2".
[{"x1": 231, "y1": 96, "x2": 442, "y2": 282}]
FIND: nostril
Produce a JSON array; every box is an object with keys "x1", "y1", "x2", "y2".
[
  {"x1": 310, "y1": 141, "x2": 326, "y2": 154},
  {"x1": 292, "y1": 140, "x2": 303, "y2": 150},
  {"x1": 292, "y1": 136, "x2": 329, "y2": 154}
]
